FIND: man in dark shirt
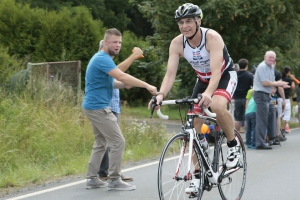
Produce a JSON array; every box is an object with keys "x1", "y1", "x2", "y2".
[
  {"x1": 274, "y1": 65, "x2": 287, "y2": 141},
  {"x1": 233, "y1": 59, "x2": 253, "y2": 133}
]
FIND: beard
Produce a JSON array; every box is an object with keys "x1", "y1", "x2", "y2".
[{"x1": 108, "y1": 49, "x2": 118, "y2": 57}]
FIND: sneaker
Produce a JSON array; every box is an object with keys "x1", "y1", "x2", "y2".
[
  {"x1": 86, "y1": 177, "x2": 108, "y2": 189},
  {"x1": 226, "y1": 145, "x2": 240, "y2": 168},
  {"x1": 268, "y1": 139, "x2": 280, "y2": 146},
  {"x1": 278, "y1": 135, "x2": 287, "y2": 141},
  {"x1": 284, "y1": 126, "x2": 290, "y2": 133},
  {"x1": 185, "y1": 179, "x2": 200, "y2": 194},
  {"x1": 108, "y1": 177, "x2": 136, "y2": 191}
]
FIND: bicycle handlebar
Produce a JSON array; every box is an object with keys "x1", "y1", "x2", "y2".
[{"x1": 150, "y1": 95, "x2": 217, "y2": 119}]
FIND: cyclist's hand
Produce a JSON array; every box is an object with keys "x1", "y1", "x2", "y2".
[
  {"x1": 146, "y1": 84, "x2": 157, "y2": 96},
  {"x1": 199, "y1": 92, "x2": 212, "y2": 108},
  {"x1": 132, "y1": 47, "x2": 144, "y2": 59},
  {"x1": 148, "y1": 94, "x2": 162, "y2": 110}
]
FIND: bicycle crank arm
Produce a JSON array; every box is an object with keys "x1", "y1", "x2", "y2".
[{"x1": 218, "y1": 167, "x2": 240, "y2": 182}]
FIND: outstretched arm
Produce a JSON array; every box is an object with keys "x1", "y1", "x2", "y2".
[{"x1": 109, "y1": 68, "x2": 157, "y2": 95}]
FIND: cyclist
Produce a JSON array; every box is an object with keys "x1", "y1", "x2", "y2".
[{"x1": 151, "y1": 3, "x2": 239, "y2": 194}]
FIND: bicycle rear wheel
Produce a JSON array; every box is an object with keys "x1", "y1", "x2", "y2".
[
  {"x1": 158, "y1": 133, "x2": 204, "y2": 200},
  {"x1": 217, "y1": 130, "x2": 247, "y2": 200}
]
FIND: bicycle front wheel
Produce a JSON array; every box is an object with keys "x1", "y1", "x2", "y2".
[
  {"x1": 158, "y1": 133, "x2": 204, "y2": 200},
  {"x1": 217, "y1": 130, "x2": 247, "y2": 200}
]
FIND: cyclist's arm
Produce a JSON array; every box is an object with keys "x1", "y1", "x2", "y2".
[
  {"x1": 157, "y1": 37, "x2": 181, "y2": 98},
  {"x1": 205, "y1": 30, "x2": 223, "y2": 96}
]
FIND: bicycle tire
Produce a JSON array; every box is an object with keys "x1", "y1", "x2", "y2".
[
  {"x1": 158, "y1": 133, "x2": 205, "y2": 200},
  {"x1": 217, "y1": 129, "x2": 247, "y2": 200}
]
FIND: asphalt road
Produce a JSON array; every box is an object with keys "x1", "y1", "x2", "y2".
[{"x1": 2, "y1": 126, "x2": 300, "y2": 200}]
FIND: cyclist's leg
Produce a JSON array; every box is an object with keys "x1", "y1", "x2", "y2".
[{"x1": 211, "y1": 70, "x2": 239, "y2": 169}]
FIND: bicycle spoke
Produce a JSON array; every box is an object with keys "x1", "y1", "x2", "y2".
[
  {"x1": 158, "y1": 133, "x2": 204, "y2": 200},
  {"x1": 217, "y1": 131, "x2": 247, "y2": 200}
]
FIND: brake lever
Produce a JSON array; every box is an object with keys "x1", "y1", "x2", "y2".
[{"x1": 150, "y1": 96, "x2": 157, "y2": 118}]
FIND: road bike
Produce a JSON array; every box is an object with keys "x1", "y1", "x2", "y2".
[{"x1": 150, "y1": 95, "x2": 247, "y2": 200}]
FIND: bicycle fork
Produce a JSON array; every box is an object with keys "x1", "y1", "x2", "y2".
[
  {"x1": 173, "y1": 128, "x2": 221, "y2": 184},
  {"x1": 174, "y1": 128, "x2": 194, "y2": 181}
]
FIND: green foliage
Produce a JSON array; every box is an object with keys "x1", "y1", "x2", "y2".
[
  {"x1": 33, "y1": 6, "x2": 104, "y2": 66},
  {"x1": 122, "y1": 119, "x2": 167, "y2": 161},
  {"x1": 16, "y1": 0, "x2": 154, "y2": 37},
  {"x1": 0, "y1": 0, "x2": 43, "y2": 58},
  {"x1": 0, "y1": 46, "x2": 24, "y2": 88},
  {"x1": 0, "y1": 79, "x2": 168, "y2": 190},
  {"x1": 0, "y1": 1, "x2": 106, "y2": 90}
]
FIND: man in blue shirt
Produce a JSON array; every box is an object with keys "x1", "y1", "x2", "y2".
[
  {"x1": 97, "y1": 40, "x2": 138, "y2": 182},
  {"x1": 83, "y1": 28, "x2": 157, "y2": 190}
]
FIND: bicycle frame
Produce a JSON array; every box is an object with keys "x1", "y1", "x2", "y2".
[{"x1": 180, "y1": 106, "x2": 221, "y2": 185}]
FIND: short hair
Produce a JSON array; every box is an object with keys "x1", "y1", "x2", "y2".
[
  {"x1": 233, "y1": 63, "x2": 240, "y2": 71},
  {"x1": 104, "y1": 28, "x2": 122, "y2": 40},
  {"x1": 238, "y1": 59, "x2": 248, "y2": 70},
  {"x1": 265, "y1": 50, "x2": 276, "y2": 59},
  {"x1": 99, "y1": 40, "x2": 104, "y2": 50},
  {"x1": 282, "y1": 66, "x2": 291, "y2": 79}
]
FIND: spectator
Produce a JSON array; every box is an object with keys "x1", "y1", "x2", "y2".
[
  {"x1": 97, "y1": 40, "x2": 136, "y2": 182},
  {"x1": 268, "y1": 87, "x2": 280, "y2": 145},
  {"x1": 233, "y1": 59, "x2": 253, "y2": 133},
  {"x1": 297, "y1": 84, "x2": 300, "y2": 124},
  {"x1": 253, "y1": 50, "x2": 289, "y2": 150},
  {"x1": 228, "y1": 63, "x2": 240, "y2": 116},
  {"x1": 245, "y1": 88, "x2": 256, "y2": 149},
  {"x1": 273, "y1": 62, "x2": 287, "y2": 141},
  {"x1": 290, "y1": 74, "x2": 300, "y2": 124},
  {"x1": 278, "y1": 66, "x2": 295, "y2": 133},
  {"x1": 83, "y1": 28, "x2": 157, "y2": 190}
]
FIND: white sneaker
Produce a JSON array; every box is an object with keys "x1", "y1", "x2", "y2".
[
  {"x1": 185, "y1": 179, "x2": 200, "y2": 194},
  {"x1": 86, "y1": 177, "x2": 108, "y2": 189},
  {"x1": 226, "y1": 145, "x2": 240, "y2": 168},
  {"x1": 108, "y1": 177, "x2": 136, "y2": 191}
]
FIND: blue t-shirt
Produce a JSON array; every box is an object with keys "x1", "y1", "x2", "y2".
[{"x1": 82, "y1": 51, "x2": 117, "y2": 110}]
